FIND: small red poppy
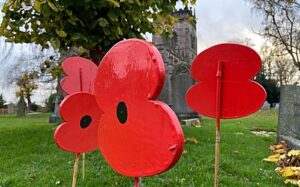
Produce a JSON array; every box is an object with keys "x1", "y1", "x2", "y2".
[
  {"x1": 54, "y1": 57, "x2": 101, "y2": 153},
  {"x1": 94, "y1": 39, "x2": 184, "y2": 177},
  {"x1": 54, "y1": 92, "x2": 102, "y2": 153}
]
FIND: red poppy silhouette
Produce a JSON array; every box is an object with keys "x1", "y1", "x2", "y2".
[
  {"x1": 94, "y1": 39, "x2": 184, "y2": 177},
  {"x1": 54, "y1": 57, "x2": 101, "y2": 153},
  {"x1": 186, "y1": 43, "x2": 266, "y2": 119}
]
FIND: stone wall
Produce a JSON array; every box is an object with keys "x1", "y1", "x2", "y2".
[{"x1": 171, "y1": 63, "x2": 196, "y2": 118}]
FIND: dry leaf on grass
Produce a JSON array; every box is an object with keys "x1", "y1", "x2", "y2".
[
  {"x1": 269, "y1": 141, "x2": 288, "y2": 154},
  {"x1": 264, "y1": 141, "x2": 300, "y2": 186},
  {"x1": 263, "y1": 154, "x2": 280, "y2": 163},
  {"x1": 284, "y1": 179, "x2": 300, "y2": 186},
  {"x1": 184, "y1": 137, "x2": 198, "y2": 144},
  {"x1": 288, "y1": 150, "x2": 300, "y2": 157},
  {"x1": 277, "y1": 167, "x2": 297, "y2": 178}
]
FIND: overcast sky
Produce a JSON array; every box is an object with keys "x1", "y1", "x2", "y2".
[
  {"x1": 196, "y1": 0, "x2": 264, "y2": 52},
  {"x1": 0, "y1": 0, "x2": 265, "y2": 105}
]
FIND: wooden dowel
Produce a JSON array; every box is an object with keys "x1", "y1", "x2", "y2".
[
  {"x1": 82, "y1": 153, "x2": 85, "y2": 180},
  {"x1": 214, "y1": 123, "x2": 221, "y2": 187},
  {"x1": 72, "y1": 153, "x2": 80, "y2": 187}
]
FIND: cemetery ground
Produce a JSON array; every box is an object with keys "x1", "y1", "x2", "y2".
[{"x1": 0, "y1": 110, "x2": 292, "y2": 187}]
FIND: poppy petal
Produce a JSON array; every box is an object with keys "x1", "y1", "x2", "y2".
[
  {"x1": 54, "y1": 93, "x2": 102, "y2": 153},
  {"x1": 60, "y1": 57, "x2": 97, "y2": 94}
]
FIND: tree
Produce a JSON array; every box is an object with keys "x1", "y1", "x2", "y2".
[
  {"x1": 255, "y1": 71, "x2": 280, "y2": 107},
  {"x1": 0, "y1": 0, "x2": 196, "y2": 119},
  {"x1": 227, "y1": 37, "x2": 255, "y2": 47},
  {"x1": 30, "y1": 102, "x2": 39, "y2": 112},
  {"x1": 0, "y1": 0, "x2": 196, "y2": 62},
  {"x1": 45, "y1": 93, "x2": 56, "y2": 112},
  {"x1": 260, "y1": 43, "x2": 299, "y2": 86},
  {"x1": 0, "y1": 37, "x2": 14, "y2": 65},
  {"x1": 0, "y1": 94, "x2": 6, "y2": 108},
  {"x1": 15, "y1": 72, "x2": 38, "y2": 111},
  {"x1": 249, "y1": 0, "x2": 300, "y2": 71}
]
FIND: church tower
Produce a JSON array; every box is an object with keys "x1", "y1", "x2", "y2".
[{"x1": 153, "y1": 7, "x2": 198, "y2": 118}]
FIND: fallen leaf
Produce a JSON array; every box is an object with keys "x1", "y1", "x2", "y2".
[
  {"x1": 284, "y1": 179, "x2": 298, "y2": 185},
  {"x1": 279, "y1": 167, "x2": 295, "y2": 177},
  {"x1": 184, "y1": 137, "x2": 198, "y2": 144},
  {"x1": 275, "y1": 149, "x2": 287, "y2": 154},
  {"x1": 288, "y1": 150, "x2": 300, "y2": 157},
  {"x1": 274, "y1": 144, "x2": 284, "y2": 149},
  {"x1": 263, "y1": 154, "x2": 280, "y2": 163}
]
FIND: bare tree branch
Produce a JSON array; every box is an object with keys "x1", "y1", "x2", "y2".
[{"x1": 249, "y1": 0, "x2": 300, "y2": 70}]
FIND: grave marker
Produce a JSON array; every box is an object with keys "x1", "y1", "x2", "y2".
[{"x1": 278, "y1": 85, "x2": 300, "y2": 148}]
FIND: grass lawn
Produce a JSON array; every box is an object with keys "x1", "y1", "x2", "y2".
[{"x1": 0, "y1": 111, "x2": 291, "y2": 187}]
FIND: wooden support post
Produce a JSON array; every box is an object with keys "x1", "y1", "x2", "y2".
[
  {"x1": 72, "y1": 153, "x2": 80, "y2": 187},
  {"x1": 82, "y1": 153, "x2": 85, "y2": 180},
  {"x1": 134, "y1": 177, "x2": 140, "y2": 187}
]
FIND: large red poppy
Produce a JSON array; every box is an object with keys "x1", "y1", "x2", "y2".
[{"x1": 94, "y1": 39, "x2": 184, "y2": 177}]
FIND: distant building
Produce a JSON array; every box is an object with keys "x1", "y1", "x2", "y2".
[{"x1": 153, "y1": 7, "x2": 198, "y2": 118}]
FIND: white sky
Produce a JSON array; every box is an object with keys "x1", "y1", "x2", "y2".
[
  {"x1": 196, "y1": 0, "x2": 264, "y2": 52},
  {"x1": 0, "y1": 0, "x2": 265, "y2": 105}
]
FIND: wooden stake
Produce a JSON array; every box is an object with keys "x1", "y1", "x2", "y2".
[
  {"x1": 214, "y1": 122, "x2": 221, "y2": 187},
  {"x1": 72, "y1": 153, "x2": 80, "y2": 187},
  {"x1": 82, "y1": 153, "x2": 85, "y2": 180},
  {"x1": 134, "y1": 177, "x2": 140, "y2": 187},
  {"x1": 214, "y1": 61, "x2": 223, "y2": 187}
]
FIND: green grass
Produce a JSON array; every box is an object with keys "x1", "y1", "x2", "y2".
[{"x1": 0, "y1": 111, "x2": 291, "y2": 187}]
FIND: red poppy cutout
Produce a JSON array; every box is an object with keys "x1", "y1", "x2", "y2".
[
  {"x1": 186, "y1": 44, "x2": 266, "y2": 119},
  {"x1": 60, "y1": 57, "x2": 97, "y2": 94},
  {"x1": 95, "y1": 39, "x2": 184, "y2": 177},
  {"x1": 54, "y1": 92, "x2": 102, "y2": 153}
]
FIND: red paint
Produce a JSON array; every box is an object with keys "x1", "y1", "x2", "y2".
[
  {"x1": 186, "y1": 44, "x2": 266, "y2": 119},
  {"x1": 54, "y1": 93, "x2": 102, "y2": 153},
  {"x1": 95, "y1": 39, "x2": 184, "y2": 177},
  {"x1": 60, "y1": 57, "x2": 97, "y2": 94}
]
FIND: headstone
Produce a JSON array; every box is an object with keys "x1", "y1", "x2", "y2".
[
  {"x1": 17, "y1": 96, "x2": 26, "y2": 116},
  {"x1": 49, "y1": 75, "x2": 63, "y2": 123},
  {"x1": 277, "y1": 85, "x2": 300, "y2": 149},
  {"x1": 261, "y1": 101, "x2": 270, "y2": 110},
  {"x1": 182, "y1": 118, "x2": 201, "y2": 127},
  {"x1": 7, "y1": 103, "x2": 16, "y2": 114},
  {"x1": 274, "y1": 103, "x2": 280, "y2": 110}
]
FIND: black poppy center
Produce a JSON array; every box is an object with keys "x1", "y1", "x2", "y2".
[
  {"x1": 80, "y1": 115, "x2": 92, "y2": 129},
  {"x1": 117, "y1": 102, "x2": 127, "y2": 124}
]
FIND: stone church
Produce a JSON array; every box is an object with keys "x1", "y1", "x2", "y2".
[{"x1": 153, "y1": 7, "x2": 198, "y2": 118}]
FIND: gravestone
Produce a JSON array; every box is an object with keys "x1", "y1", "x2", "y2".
[
  {"x1": 17, "y1": 96, "x2": 26, "y2": 116},
  {"x1": 261, "y1": 101, "x2": 270, "y2": 110},
  {"x1": 277, "y1": 85, "x2": 300, "y2": 149},
  {"x1": 7, "y1": 103, "x2": 16, "y2": 114},
  {"x1": 274, "y1": 103, "x2": 280, "y2": 110}
]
